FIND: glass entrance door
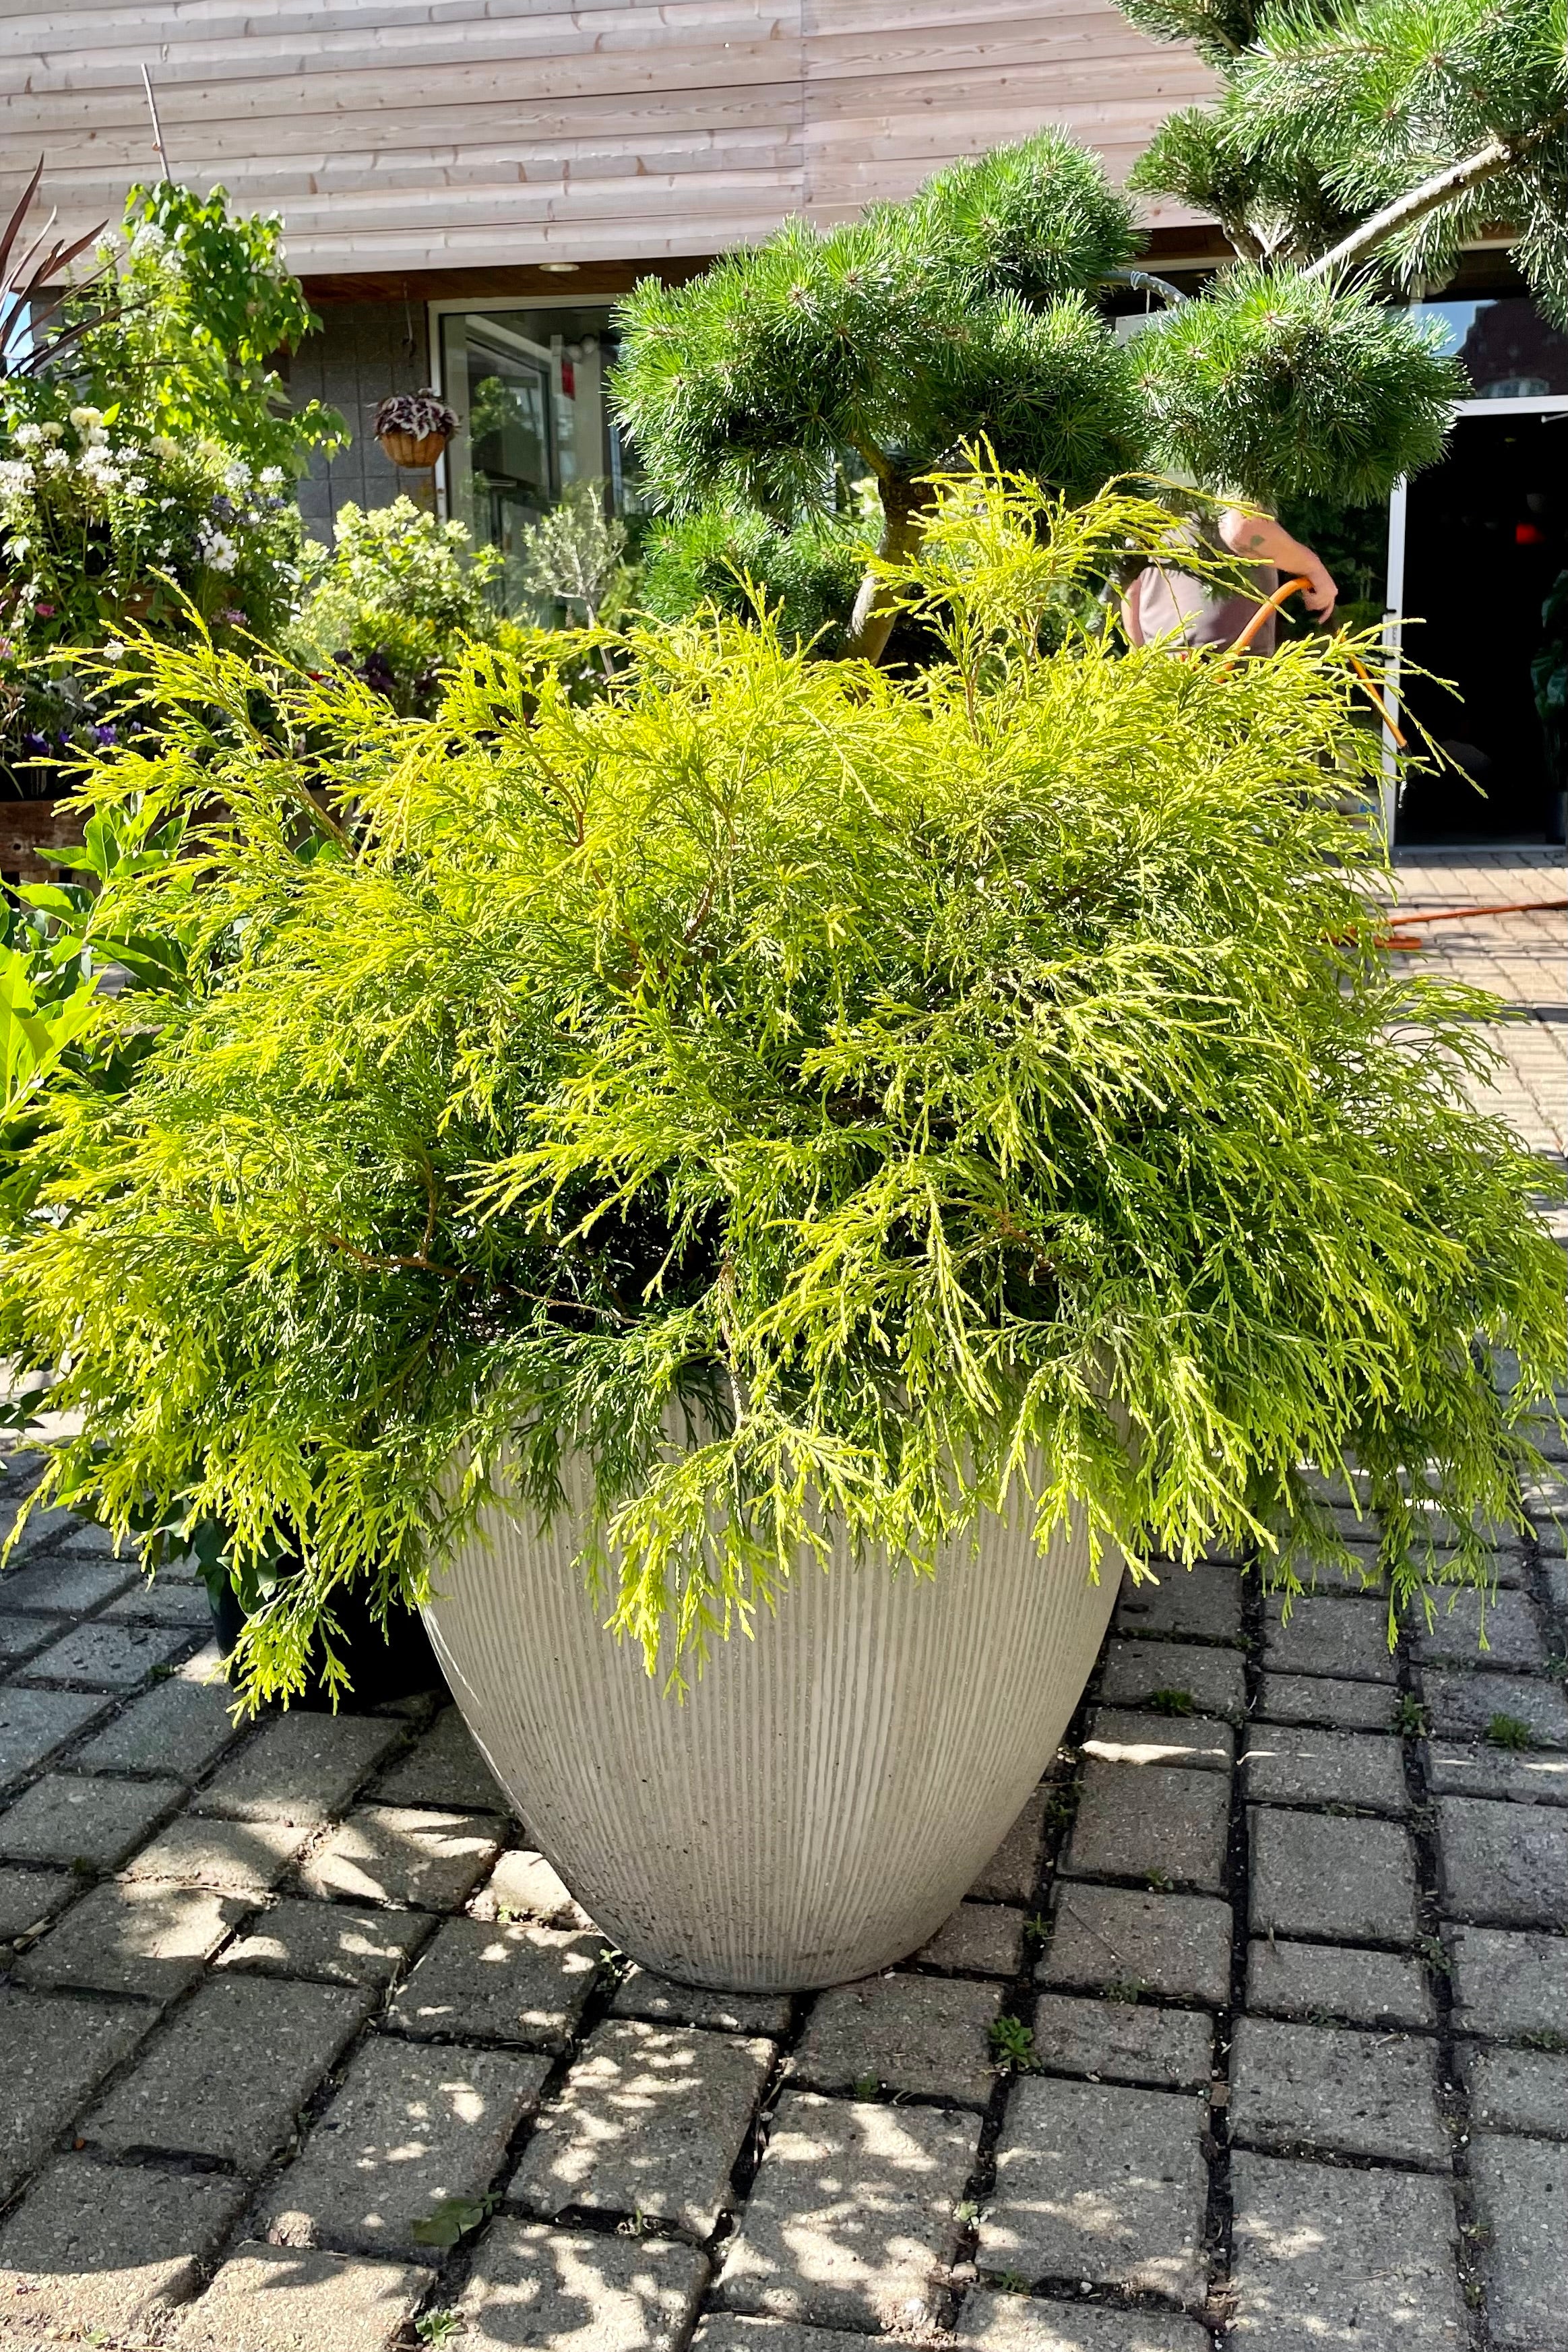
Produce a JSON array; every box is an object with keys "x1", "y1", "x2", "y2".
[{"x1": 436, "y1": 303, "x2": 623, "y2": 611}]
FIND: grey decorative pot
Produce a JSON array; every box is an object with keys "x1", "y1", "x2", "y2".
[{"x1": 423, "y1": 1487, "x2": 1121, "y2": 1991}]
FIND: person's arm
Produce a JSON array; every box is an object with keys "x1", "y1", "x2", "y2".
[{"x1": 1218, "y1": 506, "x2": 1338, "y2": 620}]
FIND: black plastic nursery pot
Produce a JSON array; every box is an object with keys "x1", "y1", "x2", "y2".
[{"x1": 208, "y1": 1574, "x2": 441, "y2": 1712}]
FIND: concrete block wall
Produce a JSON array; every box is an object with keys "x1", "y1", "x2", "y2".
[{"x1": 286, "y1": 300, "x2": 436, "y2": 545}]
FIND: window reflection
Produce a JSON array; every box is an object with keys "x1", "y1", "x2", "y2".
[
  {"x1": 437, "y1": 305, "x2": 629, "y2": 607},
  {"x1": 1410, "y1": 297, "x2": 1568, "y2": 399}
]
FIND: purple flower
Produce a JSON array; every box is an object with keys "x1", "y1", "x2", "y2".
[
  {"x1": 218, "y1": 607, "x2": 247, "y2": 626},
  {"x1": 22, "y1": 730, "x2": 48, "y2": 755},
  {"x1": 34, "y1": 601, "x2": 57, "y2": 618},
  {"x1": 92, "y1": 723, "x2": 118, "y2": 747}
]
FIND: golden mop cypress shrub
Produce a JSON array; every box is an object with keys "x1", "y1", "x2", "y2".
[{"x1": 3, "y1": 474, "x2": 1563, "y2": 1704}]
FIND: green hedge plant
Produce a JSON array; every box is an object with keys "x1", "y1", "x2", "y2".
[
  {"x1": 4, "y1": 475, "x2": 1563, "y2": 1704},
  {"x1": 285, "y1": 497, "x2": 503, "y2": 714}
]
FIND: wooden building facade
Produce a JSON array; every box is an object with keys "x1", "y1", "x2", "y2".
[
  {"x1": 0, "y1": 3, "x2": 1220, "y2": 536},
  {"x1": 0, "y1": 3, "x2": 1213, "y2": 282}
]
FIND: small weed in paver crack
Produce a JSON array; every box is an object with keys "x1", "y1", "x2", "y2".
[
  {"x1": 989, "y1": 2015, "x2": 1040, "y2": 2074},
  {"x1": 852, "y1": 2070, "x2": 881, "y2": 2098},
  {"x1": 1486, "y1": 1711, "x2": 1536, "y2": 1749},
  {"x1": 1520, "y1": 2028, "x2": 1568, "y2": 2051},
  {"x1": 1148, "y1": 1689, "x2": 1195, "y2": 1715},
  {"x1": 415, "y1": 2314, "x2": 467, "y2": 2347},
  {"x1": 1102, "y1": 1977, "x2": 1152, "y2": 2002},
  {"x1": 1395, "y1": 1694, "x2": 1431, "y2": 1736}
]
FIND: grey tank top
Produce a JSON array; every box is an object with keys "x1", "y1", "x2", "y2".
[{"x1": 1127, "y1": 522, "x2": 1279, "y2": 654}]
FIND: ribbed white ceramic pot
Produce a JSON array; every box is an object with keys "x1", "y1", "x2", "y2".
[{"x1": 422, "y1": 1487, "x2": 1121, "y2": 1991}]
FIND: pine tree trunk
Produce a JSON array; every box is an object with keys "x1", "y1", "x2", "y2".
[{"x1": 842, "y1": 478, "x2": 933, "y2": 665}]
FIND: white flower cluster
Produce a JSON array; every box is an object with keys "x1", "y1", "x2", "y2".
[{"x1": 196, "y1": 522, "x2": 239, "y2": 573}]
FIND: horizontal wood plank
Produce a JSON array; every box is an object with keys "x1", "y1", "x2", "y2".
[{"x1": 0, "y1": 0, "x2": 1210, "y2": 271}]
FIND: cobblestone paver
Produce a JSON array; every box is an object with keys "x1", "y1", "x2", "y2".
[
  {"x1": 0, "y1": 854, "x2": 1563, "y2": 2348},
  {"x1": 1388, "y1": 850, "x2": 1566, "y2": 1154}
]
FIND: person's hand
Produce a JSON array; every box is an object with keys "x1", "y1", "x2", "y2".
[{"x1": 1299, "y1": 559, "x2": 1338, "y2": 621}]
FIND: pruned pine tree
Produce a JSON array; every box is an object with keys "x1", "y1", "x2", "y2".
[
  {"x1": 614, "y1": 120, "x2": 1464, "y2": 655},
  {"x1": 1125, "y1": 0, "x2": 1568, "y2": 317},
  {"x1": 614, "y1": 132, "x2": 1148, "y2": 662}
]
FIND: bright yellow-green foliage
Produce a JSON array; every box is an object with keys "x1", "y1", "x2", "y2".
[{"x1": 4, "y1": 477, "x2": 1563, "y2": 1705}]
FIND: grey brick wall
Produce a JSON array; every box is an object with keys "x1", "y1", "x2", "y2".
[{"x1": 286, "y1": 301, "x2": 435, "y2": 544}]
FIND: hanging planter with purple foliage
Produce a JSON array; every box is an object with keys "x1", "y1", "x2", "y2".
[{"x1": 375, "y1": 388, "x2": 456, "y2": 470}]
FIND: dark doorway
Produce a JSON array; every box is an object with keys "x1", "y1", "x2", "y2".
[{"x1": 1398, "y1": 410, "x2": 1567, "y2": 842}]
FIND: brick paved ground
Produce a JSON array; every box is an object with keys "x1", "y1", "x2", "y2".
[
  {"x1": 3, "y1": 1433, "x2": 1567, "y2": 2352},
  {"x1": 0, "y1": 854, "x2": 1563, "y2": 2352},
  {"x1": 1387, "y1": 849, "x2": 1567, "y2": 1157}
]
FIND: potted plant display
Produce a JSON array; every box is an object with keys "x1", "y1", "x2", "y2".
[
  {"x1": 3, "y1": 470, "x2": 1562, "y2": 1988},
  {"x1": 373, "y1": 389, "x2": 457, "y2": 472}
]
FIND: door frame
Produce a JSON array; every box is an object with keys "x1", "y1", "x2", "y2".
[
  {"x1": 427, "y1": 291, "x2": 623, "y2": 525},
  {"x1": 1381, "y1": 392, "x2": 1568, "y2": 842}
]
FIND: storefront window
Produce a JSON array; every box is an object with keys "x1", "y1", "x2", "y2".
[
  {"x1": 437, "y1": 304, "x2": 632, "y2": 607},
  {"x1": 1410, "y1": 297, "x2": 1568, "y2": 399}
]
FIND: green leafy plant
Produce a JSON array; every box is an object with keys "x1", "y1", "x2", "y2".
[
  {"x1": 94, "y1": 181, "x2": 343, "y2": 478},
  {"x1": 989, "y1": 2014, "x2": 1040, "y2": 2072},
  {"x1": 410, "y1": 2194, "x2": 497, "y2": 2250},
  {"x1": 414, "y1": 2313, "x2": 466, "y2": 2348},
  {"x1": 285, "y1": 497, "x2": 503, "y2": 714},
  {"x1": 0, "y1": 412, "x2": 305, "y2": 764},
  {"x1": 515, "y1": 479, "x2": 629, "y2": 630},
  {"x1": 1146, "y1": 1689, "x2": 1197, "y2": 1717},
  {"x1": 0, "y1": 175, "x2": 341, "y2": 787},
  {"x1": 2, "y1": 473, "x2": 1563, "y2": 1707},
  {"x1": 1485, "y1": 1710, "x2": 1535, "y2": 1750},
  {"x1": 1393, "y1": 1693, "x2": 1431, "y2": 1735}
]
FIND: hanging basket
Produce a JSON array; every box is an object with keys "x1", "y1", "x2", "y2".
[{"x1": 375, "y1": 388, "x2": 456, "y2": 470}]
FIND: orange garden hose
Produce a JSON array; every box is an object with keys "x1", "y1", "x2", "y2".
[
  {"x1": 1220, "y1": 574, "x2": 1407, "y2": 745},
  {"x1": 1377, "y1": 900, "x2": 1568, "y2": 951}
]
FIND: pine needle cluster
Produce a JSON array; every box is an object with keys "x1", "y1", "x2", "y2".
[
  {"x1": 5, "y1": 477, "x2": 1562, "y2": 1705},
  {"x1": 1126, "y1": 0, "x2": 1568, "y2": 314},
  {"x1": 1131, "y1": 269, "x2": 1460, "y2": 508}
]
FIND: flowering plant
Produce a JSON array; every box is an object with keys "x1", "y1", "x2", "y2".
[
  {"x1": 285, "y1": 496, "x2": 502, "y2": 715},
  {"x1": 0, "y1": 402, "x2": 301, "y2": 786},
  {"x1": 0, "y1": 175, "x2": 342, "y2": 791}
]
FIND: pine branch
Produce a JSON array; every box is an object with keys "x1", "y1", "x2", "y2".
[{"x1": 1302, "y1": 113, "x2": 1565, "y2": 280}]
